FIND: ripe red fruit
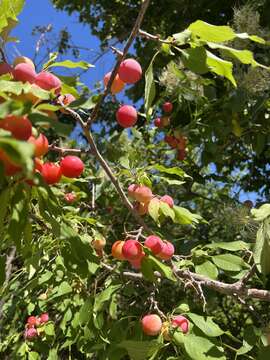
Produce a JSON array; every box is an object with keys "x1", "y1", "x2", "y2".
[
  {"x1": 41, "y1": 162, "x2": 62, "y2": 185},
  {"x1": 133, "y1": 185, "x2": 153, "y2": 203},
  {"x1": 58, "y1": 94, "x2": 76, "y2": 112},
  {"x1": 157, "y1": 241, "x2": 175, "y2": 260},
  {"x1": 0, "y1": 150, "x2": 21, "y2": 176},
  {"x1": 145, "y1": 235, "x2": 164, "y2": 255},
  {"x1": 129, "y1": 251, "x2": 145, "y2": 269},
  {"x1": 27, "y1": 316, "x2": 38, "y2": 327},
  {"x1": 160, "y1": 195, "x2": 174, "y2": 208},
  {"x1": 164, "y1": 135, "x2": 178, "y2": 149},
  {"x1": 24, "y1": 327, "x2": 38, "y2": 340},
  {"x1": 13, "y1": 63, "x2": 36, "y2": 83},
  {"x1": 128, "y1": 183, "x2": 138, "y2": 198},
  {"x1": 243, "y1": 200, "x2": 253, "y2": 209},
  {"x1": 118, "y1": 58, "x2": 142, "y2": 84},
  {"x1": 141, "y1": 314, "x2": 162, "y2": 336},
  {"x1": 161, "y1": 116, "x2": 170, "y2": 127},
  {"x1": 176, "y1": 136, "x2": 187, "y2": 150},
  {"x1": 154, "y1": 118, "x2": 163, "y2": 128},
  {"x1": 28, "y1": 133, "x2": 49, "y2": 157},
  {"x1": 13, "y1": 56, "x2": 35, "y2": 69},
  {"x1": 0, "y1": 62, "x2": 13, "y2": 76},
  {"x1": 92, "y1": 238, "x2": 106, "y2": 250},
  {"x1": 64, "y1": 192, "x2": 77, "y2": 203},
  {"x1": 35, "y1": 71, "x2": 61, "y2": 91},
  {"x1": 104, "y1": 72, "x2": 125, "y2": 94},
  {"x1": 163, "y1": 102, "x2": 173, "y2": 113},
  {"x1": 116, "y1": 105, "x2": 137, "y2": 128},
  {"x1": 111, "y1": 240, "x2": 126, "y2": 260},
  {"x1": 0, "y1": 115, "x2": 32, "y2": 140},
  {"x1": 134, "y1": 201, "x2": 149, "y2": 216},
  {"x1": 177, "y1": 149, "x2": 186, "y2": 161},
  {"x1": 122, "y1": 239, "x2": 143, "y2": 260},
  {"x1": 39, "y1": 313, "x2": 49, "y2": 324},
  {"x1": 60, "y1": 155, "x2": 84, "y2": 178},
  {"x1": 171, "y1": 315, "x2": 189, "y2": 334}
]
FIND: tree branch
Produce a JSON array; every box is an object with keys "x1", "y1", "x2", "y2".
[
  {"x1": 86, "y1": 0, "x2": 151, "y2": 127},
  {"x1": 102, "y1": 263, "x2": 270, "y2": 302}
]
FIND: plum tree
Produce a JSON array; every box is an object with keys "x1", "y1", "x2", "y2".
[
  {"x1": 0, "y1": 115, "x2": 32, "y2": 140},
  {"x1": 111, "y1": 240, "x2": 126, "y2": 260},
  {"x1": 160, "y1": 195, "x2": 174, "y2": 208},
  {"x1": 141, "y1": 314, "x2": 163, "y2": 336},
  {"x1": 118, "y1": 58, "x2": 142, "y2": 84},
  {"x1": 60, "y1": 155, "x2": 84, "y2": 178},
  {"x1": 145, "y1": 235, "x2": 164, "y2": 254},
  {"x1": 13, "y1": 63, "x2": 36, "y2": 83},
  {"x1": 0, "y1": 62, "x2": 13, "y2": 75},
  {"x1": 157, "y1": 241, "x2": 175, "y2": 260},
  {"x1": 122, "y1": 239, "x2": 143, "y2": 260},
  {"x1": 116, "y1": 104, "x2": 137, "y2": 128},
  {"x1": 34, "y1": 71, "x2": 61, "y2": 91},
  {"x1": 13, "y1": 56, "x2": 35, "y2": 69},
  {"x1": 103, "y1": 72, "x2": 125, "y2": 94},
  {"x1": 162, "y1": 101, "x2": 173, "y2": 113},
  {"x1": 41, "y1": 162, "x2": 62, "y2": 184},
  {"x1": 28, "y1": 133, "x2": 49, "y2": 157}
]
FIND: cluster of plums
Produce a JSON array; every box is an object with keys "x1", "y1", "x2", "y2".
[
  {"x1": 103, "y1": 58, "x2": 142, "y2": 128},
  {"x1": 0, "y1": 56, "x2": 84, "y2": 184},
  {"x1": 154, "y1": 102, "x2": 188, "y2": 161},
  {"x1": 24, "y1": 313, "x2": 49, "y2": 340},
  {"x1": 141, "y1": 313, "x2": 189, "y2": 338},
  {"x1": 128, "y1": 183, "x2": 174, "y2": 216},
  {"x1": 111, "y1": 234, "x2": 175, "y2": 269}
]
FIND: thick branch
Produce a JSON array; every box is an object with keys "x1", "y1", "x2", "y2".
[
  {"x1": 86, "y1": 0, "x2": 151, "y2": 127},
  {"x1": 102, "y1": 263, "x2": 270, "y2": 302}
]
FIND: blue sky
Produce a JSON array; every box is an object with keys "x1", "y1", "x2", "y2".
[
  {"x1": 7, "y1": 0, "x2": 116, "y2": 90},
  {"x1": 5, "y1": 0, "x2": 259, "y2": 204}
]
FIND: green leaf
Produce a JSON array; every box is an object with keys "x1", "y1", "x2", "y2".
[
  {"x1": 148, "y1": 198, "x2": 160, "y2": 223},
  {"x1": 79, "y1": 299, "x2": 92, "y2": 325},
  {"x1": 252, "y1": 204, "x2": 270, "y2": 222},
  {"x1": 44, "y1": 323, "x2": 55, "y2": 336},
  {"x1": 118, "y1": 340, "x2": 162, "y2": 360},
  {"x1": 159, "y1": 201, "x2": 175, "y2": 221},
  {"x1": 0, "y1": 255, "x2": 6, "y2": 286},
  {"x1": 47, "y1": 60, "x2": 94, "y2": 69},
  {"x1": 212, "y1": 254, "x2": 246, "y2": 272},
  {"x1": 182, "y1": 47, "x2": 209, "y2": 74},
  {"x1": 0, "y1": 187, "x2": 11, "y2": 236},
  {"x1": 174, "y1": 206, "x2": 202, "y2": 225},
  {"x1": 94, "y1": 284, "x2": 121, "y2": 312},
  {"x1": 172, "y1": 30, "x2": 192, "y2": 45},
  {"x1": 188, "y1": 313, "x2": 224, "y2": 337},
  {"x1": 236, "y1": 32, "x2": 266, "y2": 44},
  {"x1": 206, "y1": 50, "x2": 236, "y2": 87},
  {"x1": 0, "y1": 136, "x2": 34, "y2": 175},
  {"x1": 29, "y1": 113, "x2": 73, "y2": 137},
  {"x1": 254, "y1": 219, "x2": 270, "y2": 275},
  {"x1": 53, "y1": 281, "x2": 72, "y2": 298},
  {"x1": 141, "y1": 257, "x2": 156, "y2": 282},
  {"x1": 195, "y1": 260, "x2": 218, "y2": 280},
  {"x1": 38, "y1": 271, "x2": 53, "y2": 285},
  {"x1": 148, "y1": 255, "x2": 176, "y2": 282},
  {"x1": 0, "y1": 0, "x2": 25, "y2": 34},
  {"x1": 28, "y1": 352, "x2": 40, "y2": 360},
  {"x1": 205, "y1": 241, "x2": 250, "y2": 251},
  {"x1": 188, "y1": 20, "x2": 236, "y2": 42},
  {"x1": 47, "y1": 349, "x2": 58, "y2": 360},
  {"x1": 183, "y1": 333, "x2": 226, "y2": 360},
  {"x1": 237, "y1": 326, "x2": 259, "y2": 355},
  {"x1": 258, "y1": 346, "x2": 270, "y2": 360},
  {"x1": 153, "y1": 164, "x2": 190, "y2": 178},
  {"x1": 144, "y1": 52, "x2": 158, "y2": 118}
]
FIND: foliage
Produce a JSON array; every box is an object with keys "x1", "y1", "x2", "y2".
[{"x1": 0, "y1": 1, "x2": 270, "y2": 360}]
